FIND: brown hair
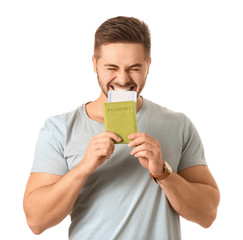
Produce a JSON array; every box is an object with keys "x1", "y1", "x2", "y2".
[{"x1": 94, "y1": 16, "x2": 151, "y2": 61}]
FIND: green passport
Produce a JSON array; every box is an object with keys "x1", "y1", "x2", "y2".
[{"x1": 103, "y1": 101, "x2": 137, "y2": 144}]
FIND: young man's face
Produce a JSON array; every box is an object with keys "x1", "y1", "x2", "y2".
[{"x1": 93, "y1": 43, "x2": 151, "y2": 99}]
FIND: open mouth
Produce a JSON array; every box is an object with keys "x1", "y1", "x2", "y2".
[{"x1": 109, "y1": 85, "x2": 135, "y2": 91}]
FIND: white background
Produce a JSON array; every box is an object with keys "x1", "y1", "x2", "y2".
[{"x1": 0, "y1": 0, "x2": 242, "y2": 239}]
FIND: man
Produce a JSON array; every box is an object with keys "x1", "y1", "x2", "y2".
[{"x1": 23, "y1": 16, "x2": 220, "y2": 239}]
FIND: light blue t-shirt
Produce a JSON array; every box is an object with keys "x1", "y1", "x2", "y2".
[{"x1": 32, "y1": 98, "x2": 206, "y2": 240}]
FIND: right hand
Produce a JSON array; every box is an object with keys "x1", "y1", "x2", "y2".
[{"x1": 78, "y1": 131, "x2": 121, "y2": 176}]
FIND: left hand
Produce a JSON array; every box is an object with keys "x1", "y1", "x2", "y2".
[{"x1": 128, "y1": 132, "x2": 164, "y2": 176}]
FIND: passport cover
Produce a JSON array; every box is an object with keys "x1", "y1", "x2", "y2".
[{"x1": 103, "y1": 101, "x2": 137, "y2": 144}]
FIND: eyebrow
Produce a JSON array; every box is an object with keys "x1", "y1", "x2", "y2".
[
  {"x1": 128, "y1": 64, "x2": 143, "y2": 69},
  {"x1": 104, "y1": 63, "x2": 143, "y2": 69},
  {"x1": 104, "y1": 64, "x2": 119, "y2": 68}
]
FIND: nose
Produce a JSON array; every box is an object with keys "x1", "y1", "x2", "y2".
[{"x1": 116, "y1": 70, "x2": 130, "y2": 85}]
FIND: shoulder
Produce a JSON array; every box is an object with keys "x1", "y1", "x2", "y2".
[
  {"x1": 143, "y1": 98, "x2": 189, "y2": 126},
  {"x1": 43, "y1": 104, "x2": 85, "y2": 137}
]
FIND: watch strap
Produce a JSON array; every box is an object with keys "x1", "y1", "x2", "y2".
[{"x1": 150, "y1": 162, "x2": 171, "y2": 183}]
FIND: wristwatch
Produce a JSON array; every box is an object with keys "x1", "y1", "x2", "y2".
[{"x1": 150, "y1": 161, "x2": 172, "y2": 184}]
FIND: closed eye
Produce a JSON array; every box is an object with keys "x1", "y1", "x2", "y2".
[
  {"x1": 128, "y1": 64, "x2": 143, "y2": 72},
  {"x1": 104, "y1": 64, "x2": 119, "y2": 71}
]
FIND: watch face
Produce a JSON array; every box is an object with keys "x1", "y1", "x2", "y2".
[{"x1": 165, "y1": 162, "x2": 172, "y2": 173}]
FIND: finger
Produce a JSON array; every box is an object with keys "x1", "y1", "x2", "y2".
[
  {"x1": 137, "y1": 157, "x2": 149, "y2": 169},
  {"x1": 102, "y1": 131, "x2": 122, "y2": 142},
  {"x1": 128, "y1": 132, "x2": 147, "y2": 140},
  {"x1": 96, "y1": 142, "x2": 114, "y2": 153},
  {"x1": 130, "y1": 142, "x2": 153, "y2": 155},
  {"x1": 97, "y1": 147, "x2": 114, "y2": 159},
  {"x1": 128, "y1": 136, "x2": 147, "y2": 148},
  {"x1": 134, "y1": 150, "x2": 154, "y2": 159}
]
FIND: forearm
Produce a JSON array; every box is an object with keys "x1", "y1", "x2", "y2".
[
  {"x1": 159, "y1": 172, "x2": 220, "y2": 228},
  {"x1": 24, "y1": 132, "x2": 121, "y2": 234},
  {"x1": 24, "y1": 165, "x2": 88, "y2": 234}
]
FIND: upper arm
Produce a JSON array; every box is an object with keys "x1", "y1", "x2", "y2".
[
  {"x1": 178, "y1": 165, "x2": 219, "y2": 191},
  {"x1": 32, "y1": 117, "x2": 68, "y2": 176}
]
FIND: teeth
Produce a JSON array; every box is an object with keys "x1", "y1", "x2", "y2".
[
  {"x1": 114, "y1": 88, "x2": 128, "y2": 91},
  {"x1": 114, "y1": 87, "x2": 133, "y2": 91}
]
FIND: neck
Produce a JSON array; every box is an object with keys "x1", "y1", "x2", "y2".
[{"x1": 86, "y1": 91, "x2": 143, "y2": 123}]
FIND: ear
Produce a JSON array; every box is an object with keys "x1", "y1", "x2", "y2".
[
  {"x1": 92, "y1": 55, "x2": 97, "y2": 73},
  {"x1": 147, "y1": 57, "x2": 152, "y2": 74}
]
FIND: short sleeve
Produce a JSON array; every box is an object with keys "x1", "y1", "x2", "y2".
[
  {"x1": 177, "y1": 114, "x2": 207, "y2": 172},
  {"x1": 31, "y1": 117, "x2": 69, "y2": 175}
]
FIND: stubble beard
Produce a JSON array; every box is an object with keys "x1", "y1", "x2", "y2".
[
  {"x1": 97, "y1": 71, "x2": 109, "y2": 98},
  {"x1": 96, "y1": 70, "x2": 147, "y2": 99}
]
